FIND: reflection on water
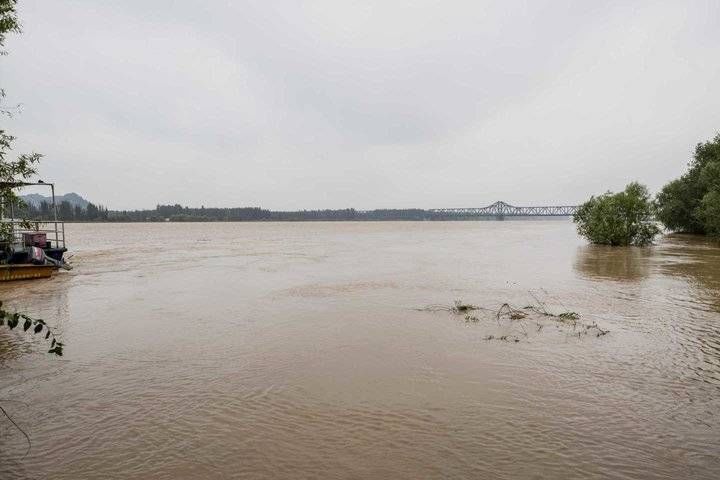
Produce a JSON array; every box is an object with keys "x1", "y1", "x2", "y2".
[
  {"x1": 659, "y1": 234, "x2": 720, "y2": 310},
  {"x1": 574, "y1": 244, "x2": 652, "y2": 281},
  {"x1": 0, "y1": 221, "x2": 719, "y2": 479},
  {"x1": 0, "y1": 332, "x2": 22, "y2": 362},
  {"x1": 574, "y1": 234, "x2": 720, "y2": 312},
  {"x1": 574, "y1": 232, "x2": 720, "y2": 389}
]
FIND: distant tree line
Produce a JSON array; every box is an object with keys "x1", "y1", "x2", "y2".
[
  {"x1": 14, "y1": 201, "x2": 540, "y2": 222},
  {"x1": 14, "y1": 203, "x2": 508, "y2": 222},
  {"x1": 107, "y1": 205, "x2": 270, "y2": 222},
  {"x1": 104, "y1": 205, "x2": 442, "y2": 222},
  {"x1": 16, "y1": 200, "x2": 109, "y2": 221}
]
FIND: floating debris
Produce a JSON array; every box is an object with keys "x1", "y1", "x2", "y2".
[
  {"x1": 484, "y1": 334, "x2": 521, "y2": 343},
  {"x1": 417, "y1": 291, "x2": 609, "y2": 343},
  {"x1": 415, "y1": 299, "x2": 482, "y2": 313}
]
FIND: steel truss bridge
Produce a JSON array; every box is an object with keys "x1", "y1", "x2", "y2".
[{"x1": 430, "y1": 201, "x2": 578, "y2": 217}]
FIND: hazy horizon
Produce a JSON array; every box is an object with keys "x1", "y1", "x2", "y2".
[{"x1": 3, "y1": 1, "x2": 719, "y2": 210}]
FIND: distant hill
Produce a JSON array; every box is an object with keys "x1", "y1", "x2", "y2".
[{"x1": 21, "y1": 192, "x2": 90, "y2": 209}]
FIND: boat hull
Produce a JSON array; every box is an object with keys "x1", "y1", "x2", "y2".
[{"x1": 0, "y1": 264, "x2": 55, "y2": 281}]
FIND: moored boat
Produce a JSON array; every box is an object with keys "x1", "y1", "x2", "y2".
[{"x1": 0, "y1": 181, "x2": 71, "y2": 281}]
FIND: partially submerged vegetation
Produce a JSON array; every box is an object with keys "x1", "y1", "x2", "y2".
[
  {"x1": 655, "y1": 133, "x2": 720, "y2": 236},
  {"x1": 417, "y1": 300, "x2": 481, "y2": 314},
  {"x1": 573, "y1": 182, "x2": 660, "y2": 246},
  {"x1": 573, "y1": 134, "x2": 720, "y2": 245},
  {"x1": 418, "y1": 292, "x2": 609, "y2": 343},
  {"x1": 452, "y1": 300, "x2": 479, "y2": 313},
  {"x1": 0, "y1": 301, "x2": 63, "y2": 457},
  {"x1": 0, "y1": 302, "x2": 64, "y2": 356}
]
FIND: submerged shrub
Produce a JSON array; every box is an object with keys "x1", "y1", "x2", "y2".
[{"x1": 573, "y1": 182, "x2": 660, "y2": 246}]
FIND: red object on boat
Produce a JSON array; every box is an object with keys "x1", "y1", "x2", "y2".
[
  {"x1": 23, "y1": 232, "x2": 47, "y2": 247},
  {"x1": 29, "y1": 246, "x2": 46, "y2": 264}
]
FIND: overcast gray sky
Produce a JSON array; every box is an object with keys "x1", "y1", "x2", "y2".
[{"x1": 2, "y1": 0, "x2": 719, "y2": 210}]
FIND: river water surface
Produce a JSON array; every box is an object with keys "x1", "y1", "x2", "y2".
[{"x1": 1, "y1": 221, "x2": 719, "y2": 479}]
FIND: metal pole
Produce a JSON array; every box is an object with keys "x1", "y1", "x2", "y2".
[
  {"x1": 51, "y1": 183, "x2": 57, "y2": 222},
  {"x1": 51, "y1": 183, "x2": 59, "y2": 248}
]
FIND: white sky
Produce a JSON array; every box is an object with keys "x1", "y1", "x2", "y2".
[{"x1": 2, "y1": 0, "x2": 719, "y2": 210}]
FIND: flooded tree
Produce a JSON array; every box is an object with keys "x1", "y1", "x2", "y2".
[
  {"x1": 656, "y1": 133, "x2": 720, "y2": 236},
  {"x1": 573, "y1": 182, "x2": 660, "y2": 246}
]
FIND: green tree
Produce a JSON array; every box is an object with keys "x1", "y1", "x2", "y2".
[
  {"x1": 655, "y1": 133, "x2": 720, "y2": 235},
  {"x1": 0, "y1": 1, "x2": 19, "y2": 55},
  {"x1": 0, "y1": 131, "x2": 42, "y2": 231},
  {"x1": 58, "y1": 200, "x2": 73, "y2": 220},
  {"x1": 573, "y1": 182, "x2": 660, "y2": 246},
  {"x1": 0, "y1": 0, "x2": 42, "y2": 242},
  {"x1": 86, "y1": 202, "x2": 99, "y2": 219},
  {"x1": 697, "y1": 188, "x2": 720, "y2": 236}
]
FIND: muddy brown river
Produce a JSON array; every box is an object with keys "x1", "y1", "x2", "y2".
[{"x1": 1, "y1": 221, "x2": 718, "y2": 479}]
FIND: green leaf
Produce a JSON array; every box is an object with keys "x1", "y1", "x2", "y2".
[
  {"x1": 51, "y1": 339, "x2": 56, "y2": 348},
  {"x1": 8, "y1": 318, "x2": 17, "y2": 329},
  {"x1": 33, "y1": 323, "x2": 43, "y2": 334},
  {"x1": 23, "y1": 319, "x2": 31, "y2": 331},
  {"x1": 48, "y1": 346, "x2": 63, "y2": 356},
  {"x1": 45, "y1": 330, "x2": 50, "y2": 339}
]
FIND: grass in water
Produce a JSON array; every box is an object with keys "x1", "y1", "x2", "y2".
[{"x1": 417, "y1": 291, "x2": 609, "y2": 343}]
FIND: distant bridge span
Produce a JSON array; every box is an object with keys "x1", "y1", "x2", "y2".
[{"x1": 430, "y1": 201, "x2": 578, "y2": 217}]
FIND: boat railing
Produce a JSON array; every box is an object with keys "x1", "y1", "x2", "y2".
[{"x1": 0, "y1": 219, "x2": 66, "y2": 249}]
